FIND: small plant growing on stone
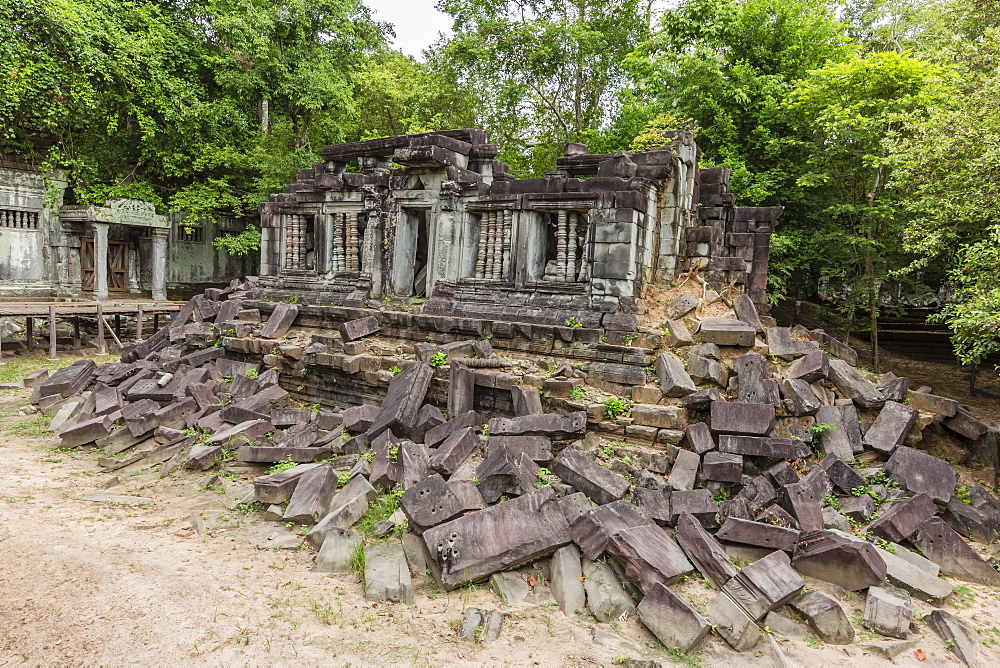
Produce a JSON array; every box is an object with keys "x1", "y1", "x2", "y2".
[
  {"x1": 481, "y1": 423, "x2": 490, "y2": 436},
  {"x1": 823, "y1": 494, "x2": 840, "y2": 510},
  {"x1": 567, "y1": 385, "x2": 585, "y2": 401},
  {"x1": 429, "y1": 352, "x2": 448, "y2": 367},
  {"x1": 872, "y1": 537, "x2": 897, "y2": 553},
  {"x1": 244, "y1": 369, "x2": 259, "y2": 379},
  {"x1": 811, "y1": 422, "x2": 836, "y2": 437},
  {"x1": 388, "y1": 365, "x2": 401, "y2": 375},
  {"x1": 956, "y1": 484, "x2": 973, "y2": 504},
  {"x1": 267, "y1": 456, "x2": 297, "y2": 475},
  {"x1": 565, "y1": 317, "x2": 583, "y2": 329},
  {"x1": 622, "y1": 333, "x2": 637, "y2": 345},
  {"x1": 535, "y1": 468, "x2": 553, "y2": 488},
  {"x1": 604, "y1": 396, "x2": 630, "y2": 419},
  {"x1": 713, "y1": 487, "x2": 729, "y2": 503},
  {"x1": 388, "y1": 443, "x2": 399, "y2": 464}
]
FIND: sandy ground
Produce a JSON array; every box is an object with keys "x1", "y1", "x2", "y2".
[{"x1": 2, "y1": 361, "x2": 1000, "y2": 666}]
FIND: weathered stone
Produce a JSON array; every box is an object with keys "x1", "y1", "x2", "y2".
[
  {"x1": 828, "y1": 360, "x2": 885, "y2": 409},
  {"x1": 863, "y1": 401, "x2": 918, "y2": 455},
  {"x1": 792, "y1": 530, "x2": 886, "y2": 590},
  {"x1": 459, "y1": 607, "x2": 503, "y2": 643},
  {"x1": 721, "y1": 550, "x2": 804, "y2": 621},
  {"x1": 369, "y1": 362, "x2": 432, "y2": 438},
  {"x1": 338, "y1": 315, "x2": 379, "y2": 341},
  {"x1": 306, "y1": 475, "x2": 378, "y2": 547},
  {"x1": 735, "y1": 475, "x2": 778, "y2": 513},
  {"x1": 822, "y1": 507, "x2": 853, "y2": 533},
  {"x1": 702, "y1": 452, "x2": 743, "y2": 483},
  {"x1": 448, "y1": 360, "x2": 476, "y2": 418},
  {"x1": 863, "y1": 586, "x2": 911, "y2": 639},
  {"x1": 631, "y1": 487, "x2": 672, "y2": 525},
  {"x1": 489, "y1": 571, "x2": 529, "y2": 604},
  {"x1": 665, "y1": 291, "x2": 698, "y2": 320},
  {"x1": 867, "y1": 492, "x2": 937, "y2": 542},
  {"x1": 819, "y1": 453, "x2": 865, "y2": 494},
  {"x1": 788, "y1": 590, "x2": 854, "y2": 645},
  {"x1": 607, "y1": 524, "x2": 694, "y2": 592},
  {"x1": 943, "y1": 496, "x2": 999, "y2": 544},
  {"x1": 583, "y1": 558, "x2": 636, "y2": 622},
  {"x1": 343, "y1": 404, "x2": 379, "y2": 433},
  {"x1": 365, "y1": 540, "x2": 414, "y2": 604},
  {"x1": 510, "y1": 385, "x2": 543, "y2": 416},
  {"x1": 475, "y1": 445, "x2": 540, "y2": 503},
  {"x1": 711, "y1": 402, "x2": 775, "y2": 436},
  {"x1": 237, "y1": 445, "x2": 331, "y2": 464},
  {"x1": 487, "y1": 435, "x2": 552, "y2": 462},
  {"x1": 423, "y1": 487, "x2": 570, "y2": 589},
  {"x1": 185, "y1": 444, "x2": 222, "y2": 471},
  {"x1": 60, "y1": 414, "x2": 113, "y2": 448},
  {"x1": 687, "y1": 354, "x2": 728, "y2": 387},
  {"x1": 787, "y1": 350, "x2": 830, "y2": 383},
  {"x1": 669, "y1": 489, "x2": 719, "y2": 528},
  {"x1": 313, "y1": 527, "x2": 362, "y2": 574},
  {"x1": 944, "y1": 407, "x2": 990, "y2": 440},
  {"x1": 716, "y1": 518, "x2": 800, "y2": 553},
  {"x1": 685, "y1": 422, "x2": 715, "y2": 454},
  {"x1": 662, "y1": 319, "x2": 695, "y2": 346},
  {"x1": 859, "y1": 639, "x2": 918, "y2": 660},
  {"x1": 667, "y1": 449, "x2": 700, "y2": 491},
  {"x1": 874, "y1": 543, "x2": 953, "y2": 605},
  {"x1": 718, "y1": 435, "x2": 809, "y2": 459},
  {"x1": 924, "y1": 610, "x2": 980, "y2": 667},
  {"x1": 884, "y1": 445, "x2": 957, "y2": 502},
  {"x1": 766, "y1": 327, "x2": 817, "y2": 359},
  {"x1": 780, "y1": 480, "x2": 824, "y2": 532},
  {"x1": 905, "y1": 390, "x2": 959, "y2": 417},
  {"x1": 409, "y1": 404, "x2": 445, "y2": 443},
  {"x1": 637, "y1": 582, "x2": 711, "y2": 653},
  {"x1": 283, "y1": 464, "x2": 337, "y2": 524},
  {"x1": 486, "y1": 412, "x2": 587, "y2": 439},
  {"x1": 552, "y1": 447, "x2": 630, "y2": 505},
  {"x1": 732, "y1": 293, "x2": 764, "y2": 334},
  {"x1": 570, "y1": 500, "x2": 652, "y2": 560},
  {"x1": 680, "y1": 387, "x2": 724, "y2": 410},
  {"x1": 655, "y1": 353, "x2": 697, "y2": 397},
  {"x1": 399, "y1": 473, "x2": 466, "y2": 533},
  {"x1": 631, "y1": 404, "x2": 685, "y2": 429},
  {"x1": 676, "y1": 512, "x2": 737, "y2": 589},
  {"x1": 425, "y1": 410, "x2": 480, "y2": 447},
  {"x1": 911, "y1": 517, "x2": 1000, "y2": 585},
  {"x1": 428, "y1": 426, "x2": 479, "y2": 475},
  {"x1": 259, "y1": 303, "x2": 298, "y2": 339},
  {"x1": 705, "y1": 592, "x2": 760, "y2": 652},
  {"x1": 208, "y1": 419, "x2": 273, "y2": 447},
  {"x1": 780, "y1": 379, "x2": 821, "y2": 416},
  {"x1": 756, "y1": 505, "x2": 800, "y2": 530},
  {"x1": 839, "y1": 495, "x2": 876, "y2": 522},
  {"x1": 697, "y1": 318, "x2": 755, "y2": 347},
  {"x1": 254, "y1": 462, "x2": 324, "y2": 504},
  {"x1": 550, "y1": 544, "x2": 586, "y2": 616}
]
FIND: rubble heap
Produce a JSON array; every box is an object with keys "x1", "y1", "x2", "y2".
[{"x1": 24, "y1": 277, "x2": 1000, "y2": 663}]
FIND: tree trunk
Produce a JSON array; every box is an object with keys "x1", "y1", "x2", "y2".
[
  {"x1": 258, "y1": 98, "x2": 269, "y2": 134},
  {"x1": 970, "y1": 363, "x2": 979, "y2": 396}
]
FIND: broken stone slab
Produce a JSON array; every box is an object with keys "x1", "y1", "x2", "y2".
[
  {"x1": 342, "y1": 404, "x2": 379, "y2": 433},
  {"x1": 705, "y1": 591, "x2": 760, "y2": 652},
  {"x1": 666, "y1": 448, "x2": 700, "y2": 491},
  {"x1": 863, "y1": 586, "x2": 912, "y2": 639},
  {"x1": 717, "y1": 518, "x2": 800, "y2": 553},
  {"x1": 208, "y1": 419, "x2": 273, "y2": 447},
  {"x1": 839, "y1": 495, "x2": 876, "y2": 522},
  {"x1": 874, "y1": 543, "x2": 953, "y2": 605},
  {"x1": 858, "y1": 639, "x2": 919, "y2": 660},
  {"x1": 306, "y1": 475, "x2": 379, "y2": 548},
  {"x1": 583, "y1": 557, "x2": 637, "y2": 622},
  {"x1": 550, "y1": 544, "x2": 586, "y2": 616},
  {"x1": 710, "y1": 402, "x2": 775, "y2": 436},
  {"x1": 669, "y1": 489, "x2": 719, "y2": 528},
  {"x1": 655, "y1": 353, "x2": 697, "y2": 397},
  {"x1": 591, "y1": 627, "x2": 643, "y2": 656},
  {"x1": 685, "y1": 422, "x2": 715, "y2": 454},
  {"x1": 423, "y1": 487, "x2": 570, "y2": 590},
  {"x1": 253, "y1": 462, "x2": 324, "y2": 505},
  {"x1": 702, "y1": 452, "x2": 743, "y2": 483},
  {"x1": 680, "y1": 387, "x2": 724, "y2": 410},
  {"x1": 780, "y1": 480, "x2": 824, "y2": 532},
  {"x1": 687, "y1": 353, "x2": 728, "y2": 387},
  {"x1": 720, "y1": 549, "x2": 805, "y2": 621},
  {"x1": 822, "y1": 507, "x2": 853, "y2": 533},
  {"x1": 697, "y1": 318, "x2": 755, "y2": 347},
  {"x1": 570, "y1": 500, "x2": 653, "y2": 560},
  {"x1": 632, "y1": 487, "x2": 672, "y2": 525},
  {"x1": 665, "y1": 291, "x2": 698, "y2": 320},
  {"x1": 788, "y1": 590, "x2": 854, "y2": 645},
  {"x1": 552, "y1": 447, "x2": 630, "y2": 505},
  {"x1": 906, "y1": 390, "x2": 959, "y2": 417},
  {"x1": 428, "y1": 426, "x2": 479, "y2": 475},
  {"x1": 408, "y1": 404, "x2": 444, "y2": 443},
  {"x1": 399, "y1": 440, "x2": 430, "y2": 490},
  {"x1": 475, "y1": 445, "x2": 540, "y2": 503},
  {"x1": 828, "y1": 359, "x2": 885, "y2": 409},
  {"x1": 766, "y1": 327, "x2": 818, "y2": 359},
  {"x1": 884, "y1": 445, "x2": 957, "y2": 502},
  {"x1": 487, "y1": 435, "x2": 552, "y2": 463},
  {"x1": 792, "y1": 530, "x2": 886, "y2": 590},
  {"x1": 486, "y1": 412, "x2": 587, "y2": 439},
  {"x1": 631, "y1": 404, "x2": 685, "y2": 429},
  {"x1": 718, "y1": 435, "x2": 809, "y2": 459},
  {"x1": 338, "y1": 315, "x2": 379, "y2": 342},
  {"x1": 662, "y1": 319, "x2": 695, "y2": 346},
  {"x1": 863, "y1": 401, "x2": 918, "y2": 455},
  {"x1": 364, "y1": 540, "x2": 414, "y2": 604},
  {"x1": 780, "y1": 379, "x2": 821, "y2": 417},
  {"x1": 676, "y1": 512, "x2": 738, "y2": 589},
  {"x1": 879, "y1": 375, "x2": 909, "y2": 402},
  {"x1": 459, "y1": 607, "x2": 503, "y2": 643},
  {"x1": 369, "y1": 362, "x2": 433, "y2": 438},
  {"x1": 732, "y1": 293, "x2": 764, "y2": 334},
  {"x1": 424, "y1": 410, "x2": 480, "y2": 448},
  {"x1": 283, "y1": 464, "x2": 338, "y2": 524},
  {"x1": 313, "y1": 527, "x2": 362, "y2": 574},
  {"x1": 607, "y1": 524, "x2": 694, "y2": 592},
  {"x1": 510, "y1": 385, "x2": 543, "y2": 417},
  {"x1": 60, "y1": 414, "x2": 113, "y2": 448},
  {"x1": 911, "y1": 517, "x2": 1000, "y2": 585},
  {"x1": 369, "y1": 430, "x2": 402, "y2": 491},
  {"x1": 259, "y1": 303, "x2": 298, "y2": 339},
  {"x1": 399, "y1": 473, "x2": 465, "y2": 534},
  {"x1": 944, "y1": 407, "x2": 989, "y2": 440},
  {"x1": 867, "y1": 492, "x2": 937, "y2": 542},
  {"x1": 819, "y1": 453, "x2": 865, "y2": 494},
  {"x1": 757, "y1": 505, "x2": 800, "y2": 530},
  {"x1": 943, "y1": 496, "x2": 999, "y2": 544},
  {"x1": 735, "y1": 475, "x2": 778, "y2": 513},
  {"x1": 77, "y1": 493, "x2": 155, "y2": 506},
  {"x1": 637, "y1": 582, "x2": 711, "y2": 653},
  {"x1": 786, "y1": 350, "x2": 830, "y2": 383},
  {"x1": 185, "y1": 444, "x2": 222, "y2": 471},
  {"x1": 924, "y1": 609, "x2": 980, "y2": 667},
  {"x1": 448, "y1": 361, "x2": 475, "y2": 418},
  {"x1": 237, "y1": 446, "x2": 331, "y2": 464}
]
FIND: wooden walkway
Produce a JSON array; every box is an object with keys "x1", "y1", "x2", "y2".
[{"x1": 0, "y1": 299, "x2": 184, "y2": 359}]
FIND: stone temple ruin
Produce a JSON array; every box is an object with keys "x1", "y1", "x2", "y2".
[
  {"x1": 257, "y1": 129, "x2": 782, "y2": 326},
  {"x1": 20, "y1": 129, "x2": 1000, "y2": 663}
]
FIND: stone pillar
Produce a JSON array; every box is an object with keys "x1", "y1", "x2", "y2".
[
  {"x1": 151, "y1": 228, "x2": 168, "y2": 301},
  {"x1": 556, "y1": 210, "x2": 568, "y2": 281},
  {"x1": 475, "y1": 213, "x2": 488, "y2": 279},
  {"x1": 501, "y1": 209, "x2": 512, "y2": 279},
  {"x1": 93, "y1": 222, "x2": 109, "y2": 302}
]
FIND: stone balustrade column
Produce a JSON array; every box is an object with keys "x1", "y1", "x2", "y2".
[
  {"x1": 567, "y1": 211, "x2": 578, "y2": 283},
  {"x1": 501, "y1": 209, "x2": 513, "y2": 279},
  {"x1": 93, "y1": 222, "x2": 109, "y2": 301},
  {"x1": 347, "y1": 212, "x2": 359, "y2": 272},
  {"x1": 151, "y1": 228, "x2": 168, "y2": 300},
  {"x1": 556, "y1": 210, "x2": 568, "y2": 281},
  {"x1": 475, "y1": 213, "x2": 488, "y2": 278}
]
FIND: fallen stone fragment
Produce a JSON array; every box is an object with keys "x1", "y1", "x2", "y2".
[
  {"x1": 733, "y1": 293, "x2": 764, "y2": 334},
  {"x1": 669, "y1": 489, "x2": 719, "y2": 528},
  {"x1": 943, "y1": 496, "x2": 999, "y2": 544},
  {"x1": 858, "y1": 639, "x2": 918, "y2": 660},
  {"x1": 306, "y1": 475, "x2": 378, "y2": 548},
  {"x1": 666, "y1": 291, "x2": 698, "y2": 319},
  {"x1": 697, "y1": 318, "x2": 755, "y2": 347},
  {"x1": 873, "y1": 543, "x2": 953, "y2": 605},
  {"x1": 423, "y1": 487, "x2": 570, "y2": 589},
  {"x1": 399, "y1": 474, "x2": 466, "y2": 533},
  {"x1": 680, "y1": 388, "x2": 724, "y2": 410},
  {"x1": 338, "y1": 316, "x2": 379, "y2": 342},
  {"x1": 718, "y1": 435, "x2": 809, "y2": 459},
  {"x1": 510, "y1": 385, "x2": 543, "y2": 417},
  {"x1": 666, "y1": 449, "x2": 700, "y2": 492},
  {"x1": 780, "y1": 480, "x2": 824, "y2": 532},
  {"x1": 702, "y1": 452, "x2": 743, "y2": 483},
  {"x1": 710, "y1": 402, "x2": 775, "y2": 436},
  {"x1": 369, "y1": 362, "x2": 433, "y2": 438},
  {"x1": 766, "y1": 327, "x2": 817, "y2": 359},
  {"x1": 687, "y1": 354, "x2": 728, "y2": 387},
  {"x1": 757, "y1": 505, "x2": 800, "y2": 530},
  {"x1": 208, "y1": 419, "x2": 273, "y2": 447},
  {"x1": 259, "y1": 303, "x2": 298, "y2": 339},
  {"x1": 632, "y1": 487, "x2": 672, "y2": 525},
  {"x1": 905, "y1": 390, "x2": 958, "y2": 417},
  {"x1": 428, "y1": 426, "x2": 479, "y2": 475},
  {"x1": 637, "y1": 582, "x2": 711, "y2": 653},
  {"x1": 253, "y1": 462, "x2": 324, "y2": 504},
  {"x1": 60, "y1": 414, "x2": 113, "y2": 448},
  {"x1": 839, "y1": 495, "x2": 875, "y2": 522},
  {"x1": 607, "y1": 524, "x2": 694, "y2": 592},
  {"x1": 364, "y1": 540, "x2": 413, "y2": 604},
  {"x1": 910, "y1": 517, "x2": 1000, "y2": 585},
  {"x1": 780, "y1": 379, "x2": 821, "y2": 417},
  {"x1": 705, "y1": 591, "x2": 759, "y2": 651},
  {"x1": 489, "y1": 571, "x2": 528, "y2": 604},
  {"x1": 459, "y1": 607, "x2": 503, "y2": 643},
  {"x1": 884, "y1": 446, "x2": 957, "y2": 503},
  {"x1": 944, "y1": 407, "x2": 989, "y2": 440},
  {"x1": 863, "y1": 586, "x2": 911, "y2": 639},
  {"x1": 867, "y1": 492, "x2": 937, "y2": 542},
  {"x1": 716, "y1": 518, "x2": 800, "y2": 553},
  {"x1": 487, "y1": 435, "x2": 551, "y2": 462},
  {"x1": 662, "y1": 319, "x2": 695, "y2": 346},
  {"x1": 788, "y1": 589, "x2": 854, "y2": 644},
  {"x1": 283, "y1": 464, "x2": 337, "y2": 524},
  {"x1": 792, "y1": 530, "x2": 886, "y2": 591},
  {"x1": 863, "y1": 401, "x2": 918, "y2": 455},
  {"x1": 570, "y1": 500, "x2": 652, "y2": 560},
  {"x1": 923, "y1": 609, "x2": 980, "y2": 667},
  {"x1": 591, "y1": 627, "x2": 643, "y2": 656},
  {"x1": 676, "y1": 512, "x2": 737, "y2": 589},
  {"x1": 550, "y1": 544, "x2": 586, "y2": 616},
  {"x1": 425, "y1": 410, "x2": 481, "y2": 447},
  {"x1": 656, "y1": 353, "x2": 697, "y2": 397},
  {"x1": 822, "y1": 507, "x2": 852, "y2": 533},
  {"x1": 185, "y1": 444, "x2": 222, "y2": 471},
  {"x1": 583, "y1": 558, "x2": 637, "y2": 622},
  {"x1": 786, "y1": 350, "x2": 830, "y2": 383},
  {"x1": 313, "y1": 528, "x2": 362, "y2": 574},
  {"x1": 343, "y1": 404, "x2": 379, "y2": 433},
  {"x1": 486, "y1": 412, "x2": 587, "y2": 439},
  {"x1": 685, "y1": 422, "x2": 715, "y2": 454},
  {"x1": 474, "y1": 445, "x2": 539, "y2": 503},
  {"x1": 735, "y1": 475, "x2": 778, "y2": 513},
  {"x1": 77, "y1": 493, "x2": 155, "y2": 506},
  {"x1": 819, "y1": 453, "x2": 865, "y2": 494},
  {"x1": 721, "y1": 550, "x2": 805, "y2": 621},
  {"x1": 762, "y1": 611, "x2": 809, "y2": 640},
  {"x1": 828, "y1": 360, "x2": 885, "y2": 409},
  {"x1": 551, "y1": 447, "x2": 629, "y2": 505}
]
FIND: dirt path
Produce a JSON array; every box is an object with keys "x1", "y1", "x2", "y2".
[{"x1": 1, "y1": 377, "x2": 999, "y2": 666}]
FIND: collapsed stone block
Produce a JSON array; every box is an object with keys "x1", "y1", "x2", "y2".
[
  {"x1": 863, "y1": 401, "x2": 918, "y2": 455},
  {"x1": 828, "y1": 360, "x2": 885, "y2": 409},
  {"x1": 656, "y1": 353, "x2": 697, "y2": 397},
  {"x1": 721, "y1": 550, "x2": 804, "y2": 620},
  {"x1": 676, "y1": 512, "x2": 738, "y2": 589},
  {"x1": 364, "y1": 540, "x2": 414, "y2": 604},
  {"x1": 570, "y1": 500, "x2": 652, "y2": 560},
  {"x1": 716, "y1": 518, "x2": 800, "y2": 553},
  {"x1": 788, "y1": 590, "x2": 854, "y2": 645},
  {"x1": 792, "y1": 530, "x2": 886, "y2": 591},
  {"x1": 583, "y1": 557, "x2": 636, "y2": 622},
  {"x1": 863, "y1": 586, "x2": 911, "y2": 639},
  {"x1": 786, "y1": 350, "x2": 830, "y2": 383},
  {"x1": 910, "y1": 517, "x2": 1000, "y2": 586},
  {"x1": 551, "y1": 447, "x2": 629, "y2": 505},
  {"x1": 697, "y1": 318, "x2": 755, "y2": 347},
  {"x1": 607, "y1": 524, "x2": 694, "y2": 592},
  {"x1": 710, "y1": 402, "x2": 775, "y2": 436},
  {"x1": 884, "y1": 445, "x2": 957, "y2": 502}
]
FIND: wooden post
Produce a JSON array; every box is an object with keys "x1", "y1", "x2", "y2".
[
  {"x1": 114, "y1": 314, "x2": 121, "y2": 339},
  {"x1": 135, "y1": 305, "x2": 143, "y2": 342},
  {"x1": 73, "y1": 316, "x2": 81, "y2": 349},
  {"x1": 26, "y1": 317, "x2": 33, "y2": 351},
  {"x1": 48, "y1": 305, "x2": 57, "y2": 360},
  {"x1": 154, "y1": 313, "x2": 159, "y2": 331},
  {"x1": 96, "y1": 304, "x2": 108, "y2": 356}
]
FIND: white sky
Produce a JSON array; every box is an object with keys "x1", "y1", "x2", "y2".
[{"x1": 365, "y1": 0, "x2": 453, "y2": 58}]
